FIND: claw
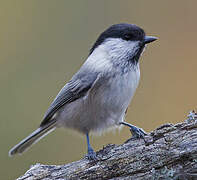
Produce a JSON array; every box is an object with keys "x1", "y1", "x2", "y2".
[
  {"x1": 86, "y1": 148, "x2": 97, "y2": 160},
  {"x1": 120, "y1": 122, "x2": 147, "y2": 139},
  {"x1": 129, "y1": 125, "x2": 147, "y2": 139}
]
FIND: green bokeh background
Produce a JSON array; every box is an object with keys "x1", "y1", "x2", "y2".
[{"x1": 1, "y1": 1, "x2": 197, "y2": 179}]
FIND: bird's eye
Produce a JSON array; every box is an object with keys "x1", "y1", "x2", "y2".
[{"x1": 124, "y1": 34, "x2": 132, "y2": 40}]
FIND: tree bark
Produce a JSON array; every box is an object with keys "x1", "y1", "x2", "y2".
[{"x1": 17, "y1": 111, "x2": 197, "y2": 180}]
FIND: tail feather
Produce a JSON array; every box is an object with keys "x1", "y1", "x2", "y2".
[{"x1": 9, "y1": 120, "x2": 56, "y2": 156}]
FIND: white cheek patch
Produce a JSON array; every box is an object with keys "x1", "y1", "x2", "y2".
[
  {"x1": 84, "y1": 45, "x2": 113, "y2": 72},
  {"x1": 104, "y1": 38, "x2": 140, "y2": 60},
  {"x1": 105, "y1": 38, "x2": 139, "y2": 51},
  {"x1": 127, "y1": 40, "x2": 140, "y2": 52},
  {"x1": 83, "y1": 38, "x2": 141, "y2": 72}
]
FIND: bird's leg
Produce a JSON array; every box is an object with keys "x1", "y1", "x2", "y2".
[
  {"x1": 120, "y1": 122, "x2": 147, "y2": 139},
  {"x1": 86, "y1": 133, "x2": 97, "y2": 160}
]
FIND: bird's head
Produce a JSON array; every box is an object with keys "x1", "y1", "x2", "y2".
[{"x1": 90, "y1": 23, "x2": 157, "y2": 65}]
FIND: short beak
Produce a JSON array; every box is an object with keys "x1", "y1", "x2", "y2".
[{"x1": 144, "y1": 36, "x2": 158, "y2": 44}]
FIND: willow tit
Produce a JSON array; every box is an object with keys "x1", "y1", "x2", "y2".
[{"x1": 9, "y1": 23, "x2": 157, "y2": 159}]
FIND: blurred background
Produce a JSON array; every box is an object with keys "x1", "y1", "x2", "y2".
[{"x1": 1, "y1": 0, "x2": 197, "y2": 179}]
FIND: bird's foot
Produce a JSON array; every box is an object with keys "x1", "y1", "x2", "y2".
[
  {"x1": 129, "y1": 125, "x2": 147, "y2": 139},
  {"x1": 120, "y1": 122, "x2": 147, "y2": 139},
  {"x1": 86, "y1": 147, "x2": 97, "y2": 160}
]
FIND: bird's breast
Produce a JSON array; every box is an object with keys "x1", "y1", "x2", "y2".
[
  {"x1": 85, "y1": 65, "x2": 140, "y2": 131},
  {"x1": 101, "y1": 65, "x2": 140, "y2": 112}
]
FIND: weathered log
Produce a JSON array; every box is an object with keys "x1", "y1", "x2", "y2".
[{"x1": 17, "y1": 111, "x2": 197, "y2": 180}]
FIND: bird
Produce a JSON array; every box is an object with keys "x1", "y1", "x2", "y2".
[{"x1": 9, "y1": 23, "x2": 157, "y2": 159}]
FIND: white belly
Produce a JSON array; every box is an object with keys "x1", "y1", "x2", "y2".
[{"x1": 57, "y1": 66, "x2": 140, "y2": 134}]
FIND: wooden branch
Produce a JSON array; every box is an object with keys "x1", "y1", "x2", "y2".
[{"x1": 17, "y1": 111, "x2": 197, "y2": 180}]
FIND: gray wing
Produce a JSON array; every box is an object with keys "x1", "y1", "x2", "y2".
[{"x1": 40, "y1": 71, "x2": 99, "y2": 126}]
